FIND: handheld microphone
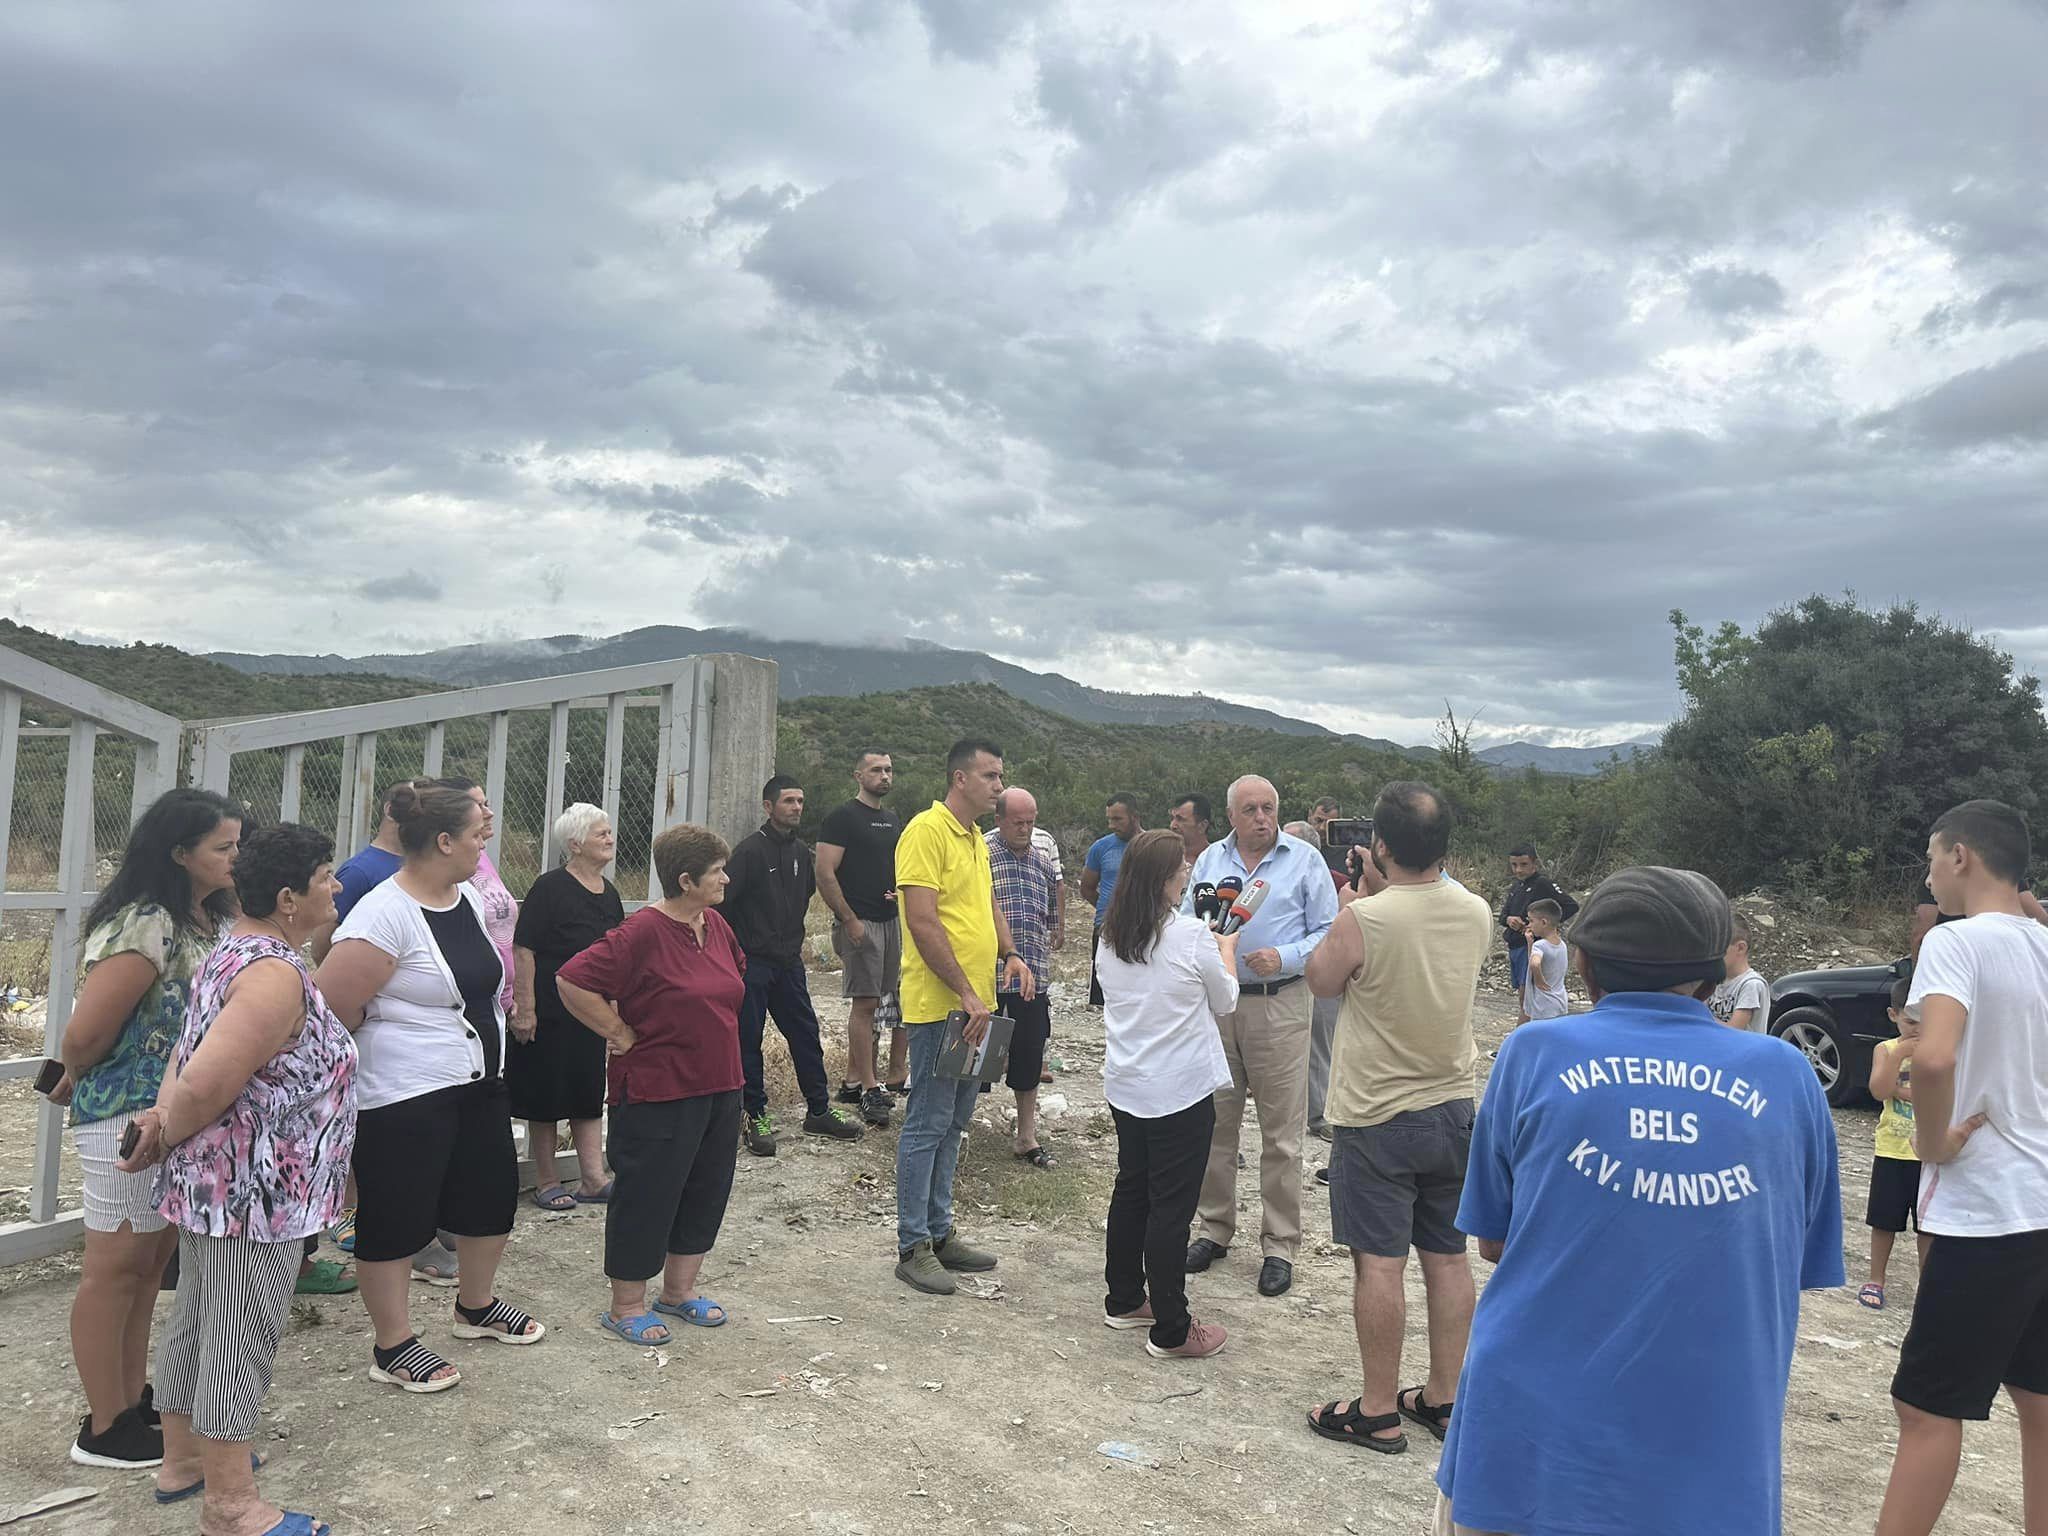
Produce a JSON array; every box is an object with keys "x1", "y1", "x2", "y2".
[
  {"x1": 1192, "y1": 881, "x2": 1219, "y2": 922},
  {"x1": 1211, "y1": 876, "x2": 1243, "y2": 931},
  {"x1": 1218, "y1": 878, "x2": 1270, "y2": 936}
]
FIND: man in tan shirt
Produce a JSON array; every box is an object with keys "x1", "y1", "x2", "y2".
[{"x1": 1302, "y1": 781, "x2": 1494, "y2": 1455}]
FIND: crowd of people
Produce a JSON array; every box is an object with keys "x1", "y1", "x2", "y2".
[{"x1": 34, "y1": 739, "x2": 2048, "y2": 1536}]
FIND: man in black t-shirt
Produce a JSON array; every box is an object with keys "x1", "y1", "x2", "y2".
[
  {"x1": 817, "y1": 749, "x2": 905, "y2": 1127},
  {"x1": 1501, "y1": 844, "x2": 1580, "y2": 993}
]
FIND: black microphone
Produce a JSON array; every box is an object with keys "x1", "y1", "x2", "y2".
[
  {"x1": 1192, "y1": 881, "x2": 1219, "y2": 922},
  {"x1": 1218, "y1": 877, "x2": 1270, "y2": 937}
]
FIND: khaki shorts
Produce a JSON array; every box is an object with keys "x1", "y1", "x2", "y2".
[{"x1": 833, "y1": 915, "x2": 901, "y2": 999}]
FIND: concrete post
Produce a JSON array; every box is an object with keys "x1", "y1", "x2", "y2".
[{"x1": 703, "y1": 653, "x2": 779, "y2": 850}]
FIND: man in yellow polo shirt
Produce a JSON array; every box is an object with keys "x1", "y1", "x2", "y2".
[{"x1": 894, "y1": 737, "x2": 1036, "y2": 1293}]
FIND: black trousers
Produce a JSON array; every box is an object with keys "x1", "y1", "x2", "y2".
[
  {"x1": 604, "y1": 1091, "x2": 742, "y2": 1282},
  {"x1": 1105, "y1": 1096, "x2": 1216, "y2": 1349},
  {"x1": 738, "y1": 961, "x2": 830, "y2": 1118}
]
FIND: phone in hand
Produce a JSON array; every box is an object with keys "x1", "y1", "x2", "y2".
[
  {"x1": 118, "y1": 1119, "x2": 143, "y2": 1160},
  {"x1": 1324, "y1": 817, "x2": 1375, "y2": 851},
  {"x1": 33, "y1": 1058, "x2": 64, "y2": 1097}
]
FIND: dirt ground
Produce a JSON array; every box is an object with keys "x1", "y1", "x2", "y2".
[{"x1": 0, "y1": 934, "x2": 2027, "y2": 1535}]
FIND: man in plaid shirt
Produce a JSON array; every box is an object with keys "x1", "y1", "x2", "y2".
[{"x1": 988, "y1": 788, "x2": 1061, "y2": 1168}]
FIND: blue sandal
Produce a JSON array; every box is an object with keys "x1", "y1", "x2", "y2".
[
  {"x1": 599, "y1": 1310, "x2": 673, "y2": 1344},
  {"x1": 259, "y1": 1516, "x2": 329, "y2": 1536},
  {"x1": 574, "y1": 1180, "x2": 614, "y2": 1204},
  {"x1": 153, "y1": 1451, "x2": 266, "y2": 1504},
  {"x1": 532, "y1": 1184, "x2": 576, "y2": 1211},
  {"x1": 652, "y1": 1295, "x2": 727, "y2": 1327}
]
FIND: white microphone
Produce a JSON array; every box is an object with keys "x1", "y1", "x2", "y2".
[{"x1": 1218, "y1": 878, "x2": 1270, "y2": 936}]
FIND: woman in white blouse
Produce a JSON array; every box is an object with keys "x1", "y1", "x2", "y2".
[
  {"x1": 1094, "y1": 829, "x2": 1239, "y2": 1361},
  {"x1": 316, "y1": 782, "x2": 545, "y2": 1395}
]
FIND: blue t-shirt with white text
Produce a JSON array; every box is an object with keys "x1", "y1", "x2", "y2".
[
  {"x1": 1084, "y1": 833, "x2": 1128, "y2": 922},
  {"x1": 1437, "y1": 991, "x2": 1843, "y2": 1536}
]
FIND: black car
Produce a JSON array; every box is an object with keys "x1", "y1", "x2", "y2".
[{"x1": 1768, "y1": 957, "x2": 1911, "y2": 1106}]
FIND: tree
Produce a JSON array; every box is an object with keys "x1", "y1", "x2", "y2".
[{"x1": 1653, "y1": 596, "x2": 2048, "y2": 898}]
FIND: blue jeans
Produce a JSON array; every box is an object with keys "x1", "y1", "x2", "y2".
[
  {"x1": 895, "y1": 1019, "x2": 981, "y2": 1255},
  {"x1": 737, "y1": 961, "x2": 830, "y2": 1120},
  {"x1": 1508, "y1": 944, "x2": 1529, "y2": 992}
]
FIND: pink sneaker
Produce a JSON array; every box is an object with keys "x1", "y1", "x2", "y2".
[
  {"x1": 1104, "y1": 1302, "x2": 1154, "y2": 1331},
  {"x1": 1146, "y1": 1320, "x2": 1226, "y2": 1359}
]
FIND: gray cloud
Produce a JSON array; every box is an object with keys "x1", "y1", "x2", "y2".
[
  {"x1": 2, "y1": 0, "x2": 2046, "y2": 743},
  {"x1": 358, "y1": 571, "x2": 444, "y2": 603},
  {"x1": 910, "y1": 0, "x2": 1054, "y2": 61},
  {"x1": 1861, "y1": 345, "x2": 2048, "y2": 447},
  {"x1": 1688, "y1": 266, "x2": 1787, "y2": 318}
]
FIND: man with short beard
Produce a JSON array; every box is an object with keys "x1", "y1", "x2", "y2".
[{"x1": 818, "y1": 750, "x2": 904, "y2": 1127}]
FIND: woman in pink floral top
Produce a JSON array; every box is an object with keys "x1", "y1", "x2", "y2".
[{"x1": 122, "y1": 823, "x2": 354, "y2": 1536}]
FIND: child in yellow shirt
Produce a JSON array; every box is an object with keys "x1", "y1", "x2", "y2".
[{"x1": 1860, "y1": 979, "x2": 1928, "y2": 1309}]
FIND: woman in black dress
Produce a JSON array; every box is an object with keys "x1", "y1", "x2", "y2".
[{"x1": 510, "y1": 804, "x2": 625, "y2": 1208}]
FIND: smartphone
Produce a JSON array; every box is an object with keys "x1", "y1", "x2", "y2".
[
  {"x1": 118, "y1": 1120, "x2": 143, "y2": 1160},
  {"x1": 33, "y1": 1058, "x2": 64, "y2": 1096},
  {"x1": 1324, "y1": 817, "x2": 1375, "y2": 849}
]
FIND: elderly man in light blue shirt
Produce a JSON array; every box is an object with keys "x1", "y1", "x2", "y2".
[{"x1": 1180, "y1": 774, "x2": 1338, "y2": 1298}]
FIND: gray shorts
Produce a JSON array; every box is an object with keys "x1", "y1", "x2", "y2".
[
  {"x1": 1329, "y1": 1099, "x2": 1475, "y2": 1258},
  {"x1": 833, "y1": 915, "x2": 901, "y2": 999}
]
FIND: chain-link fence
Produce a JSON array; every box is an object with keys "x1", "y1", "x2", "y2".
[
  {"x1": 206, "y1": 699, "x2": 675, "y2": 902},
  {"x1": 2, "y1": 728, "x2": 151, "y2": 1003}
]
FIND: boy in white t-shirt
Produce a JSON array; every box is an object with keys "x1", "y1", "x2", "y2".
[
  {"x1": 1879, "y1": 799, "x2": 2048, "y2": 1536},
  {"x1": 1708, "y1": 917, "x2": 1771, "y2": 1031},
  {"x1": 1520, "y1": 900, "x2": 1570, "y2": 1021}
]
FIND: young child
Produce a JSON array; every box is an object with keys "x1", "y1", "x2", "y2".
[
  {"x1": 1521, "y1": 899, "x2": 1570, "y2": 1022},
  {"x1": 1708, "y1": 917, "x2": 1771, "y2": 1030},
  {"x1": 1860, "y1": 978, "x2": 1926, "y2": 1309}
]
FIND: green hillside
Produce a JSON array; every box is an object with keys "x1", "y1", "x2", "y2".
[
  {"x1": 0, "y1": 619, "x2": 434, "y2": 720},
  {"x1": 777, "y1": 683, "x2": 1424, "y2": 845}
]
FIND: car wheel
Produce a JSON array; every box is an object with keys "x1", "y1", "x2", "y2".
[{"x1": 1773, "y1": 1006, "x2": 1860, "y2": 1106}]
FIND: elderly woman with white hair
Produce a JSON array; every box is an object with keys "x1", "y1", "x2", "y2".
[{"x1": 509, "y1": 803, "x2": 625, "y2": 1209}]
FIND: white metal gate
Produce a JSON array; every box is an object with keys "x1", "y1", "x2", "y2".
[
  {"x1": 0, "y1": 645, "x2": 182, "y2": 1262},
  {"x1": 186, "y1": 655, "x2": 762, "y2": 904},
  {"x1": 1, "y1": 647, "x2": 776, "y2": 1266}
]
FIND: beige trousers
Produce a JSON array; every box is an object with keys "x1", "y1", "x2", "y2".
[
  {"x1": 1432, "y1": 1491, "x2": 1504, "y2": 1536},
  {"x1": 1195, "y1": 982, "x2": 1312, "y2": 1260}
]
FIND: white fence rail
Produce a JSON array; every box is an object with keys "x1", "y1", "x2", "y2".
[
  {"x1": 0, "y1": 645, "x2": 182, "y2": 1263},
  {"x1": 1, "y1": 647, "x2": 775, "y2": 1266}
]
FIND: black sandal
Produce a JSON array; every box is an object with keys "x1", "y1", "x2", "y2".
[
  {"x1": 1306, "y1": 1397, "x2": 1407, "y2": 1454},
  {"x1": 1398, "y1": 1385, "x2": 1452, "y2": 1441},
  {"x1": 1014, "y1": 1145, "x2": 1055, "y2": 1169},
  {"x1": 369, "y1": 1336, "x2": 460, "y2": 1394},
  {"x1": 452, "y1": 1297, "x2": 547, "y2": 1345}
]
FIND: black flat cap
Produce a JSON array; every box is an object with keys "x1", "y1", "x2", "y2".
[{"x1": 1572, "y1": 866, "x2": 1733, "y2": 967}]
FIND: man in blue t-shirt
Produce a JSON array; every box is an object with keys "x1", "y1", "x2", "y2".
[
  {"x1": 1079, "y1": 794, "x2": 1139, "y2": 1008},
  {"x1": 1434, "y1": 866, "x2": 1842, "y2": 1536}
]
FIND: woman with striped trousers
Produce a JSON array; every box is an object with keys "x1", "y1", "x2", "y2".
[{"x1": 121, "y1": 822, "x2": 357, "y2": 1536}]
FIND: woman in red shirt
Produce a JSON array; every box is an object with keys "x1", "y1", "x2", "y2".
[{"x1": 556, "y1": 824, "x2": 745, "y2": 1344}]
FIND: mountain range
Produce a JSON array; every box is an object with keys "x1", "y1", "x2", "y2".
[{"x1": 209, "y1": 625, "x2": 1656, "y2": 776}]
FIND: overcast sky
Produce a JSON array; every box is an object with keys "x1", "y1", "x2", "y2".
[{"x1": 4, "y1": 1, "x2": 2045, "y2": 747}]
